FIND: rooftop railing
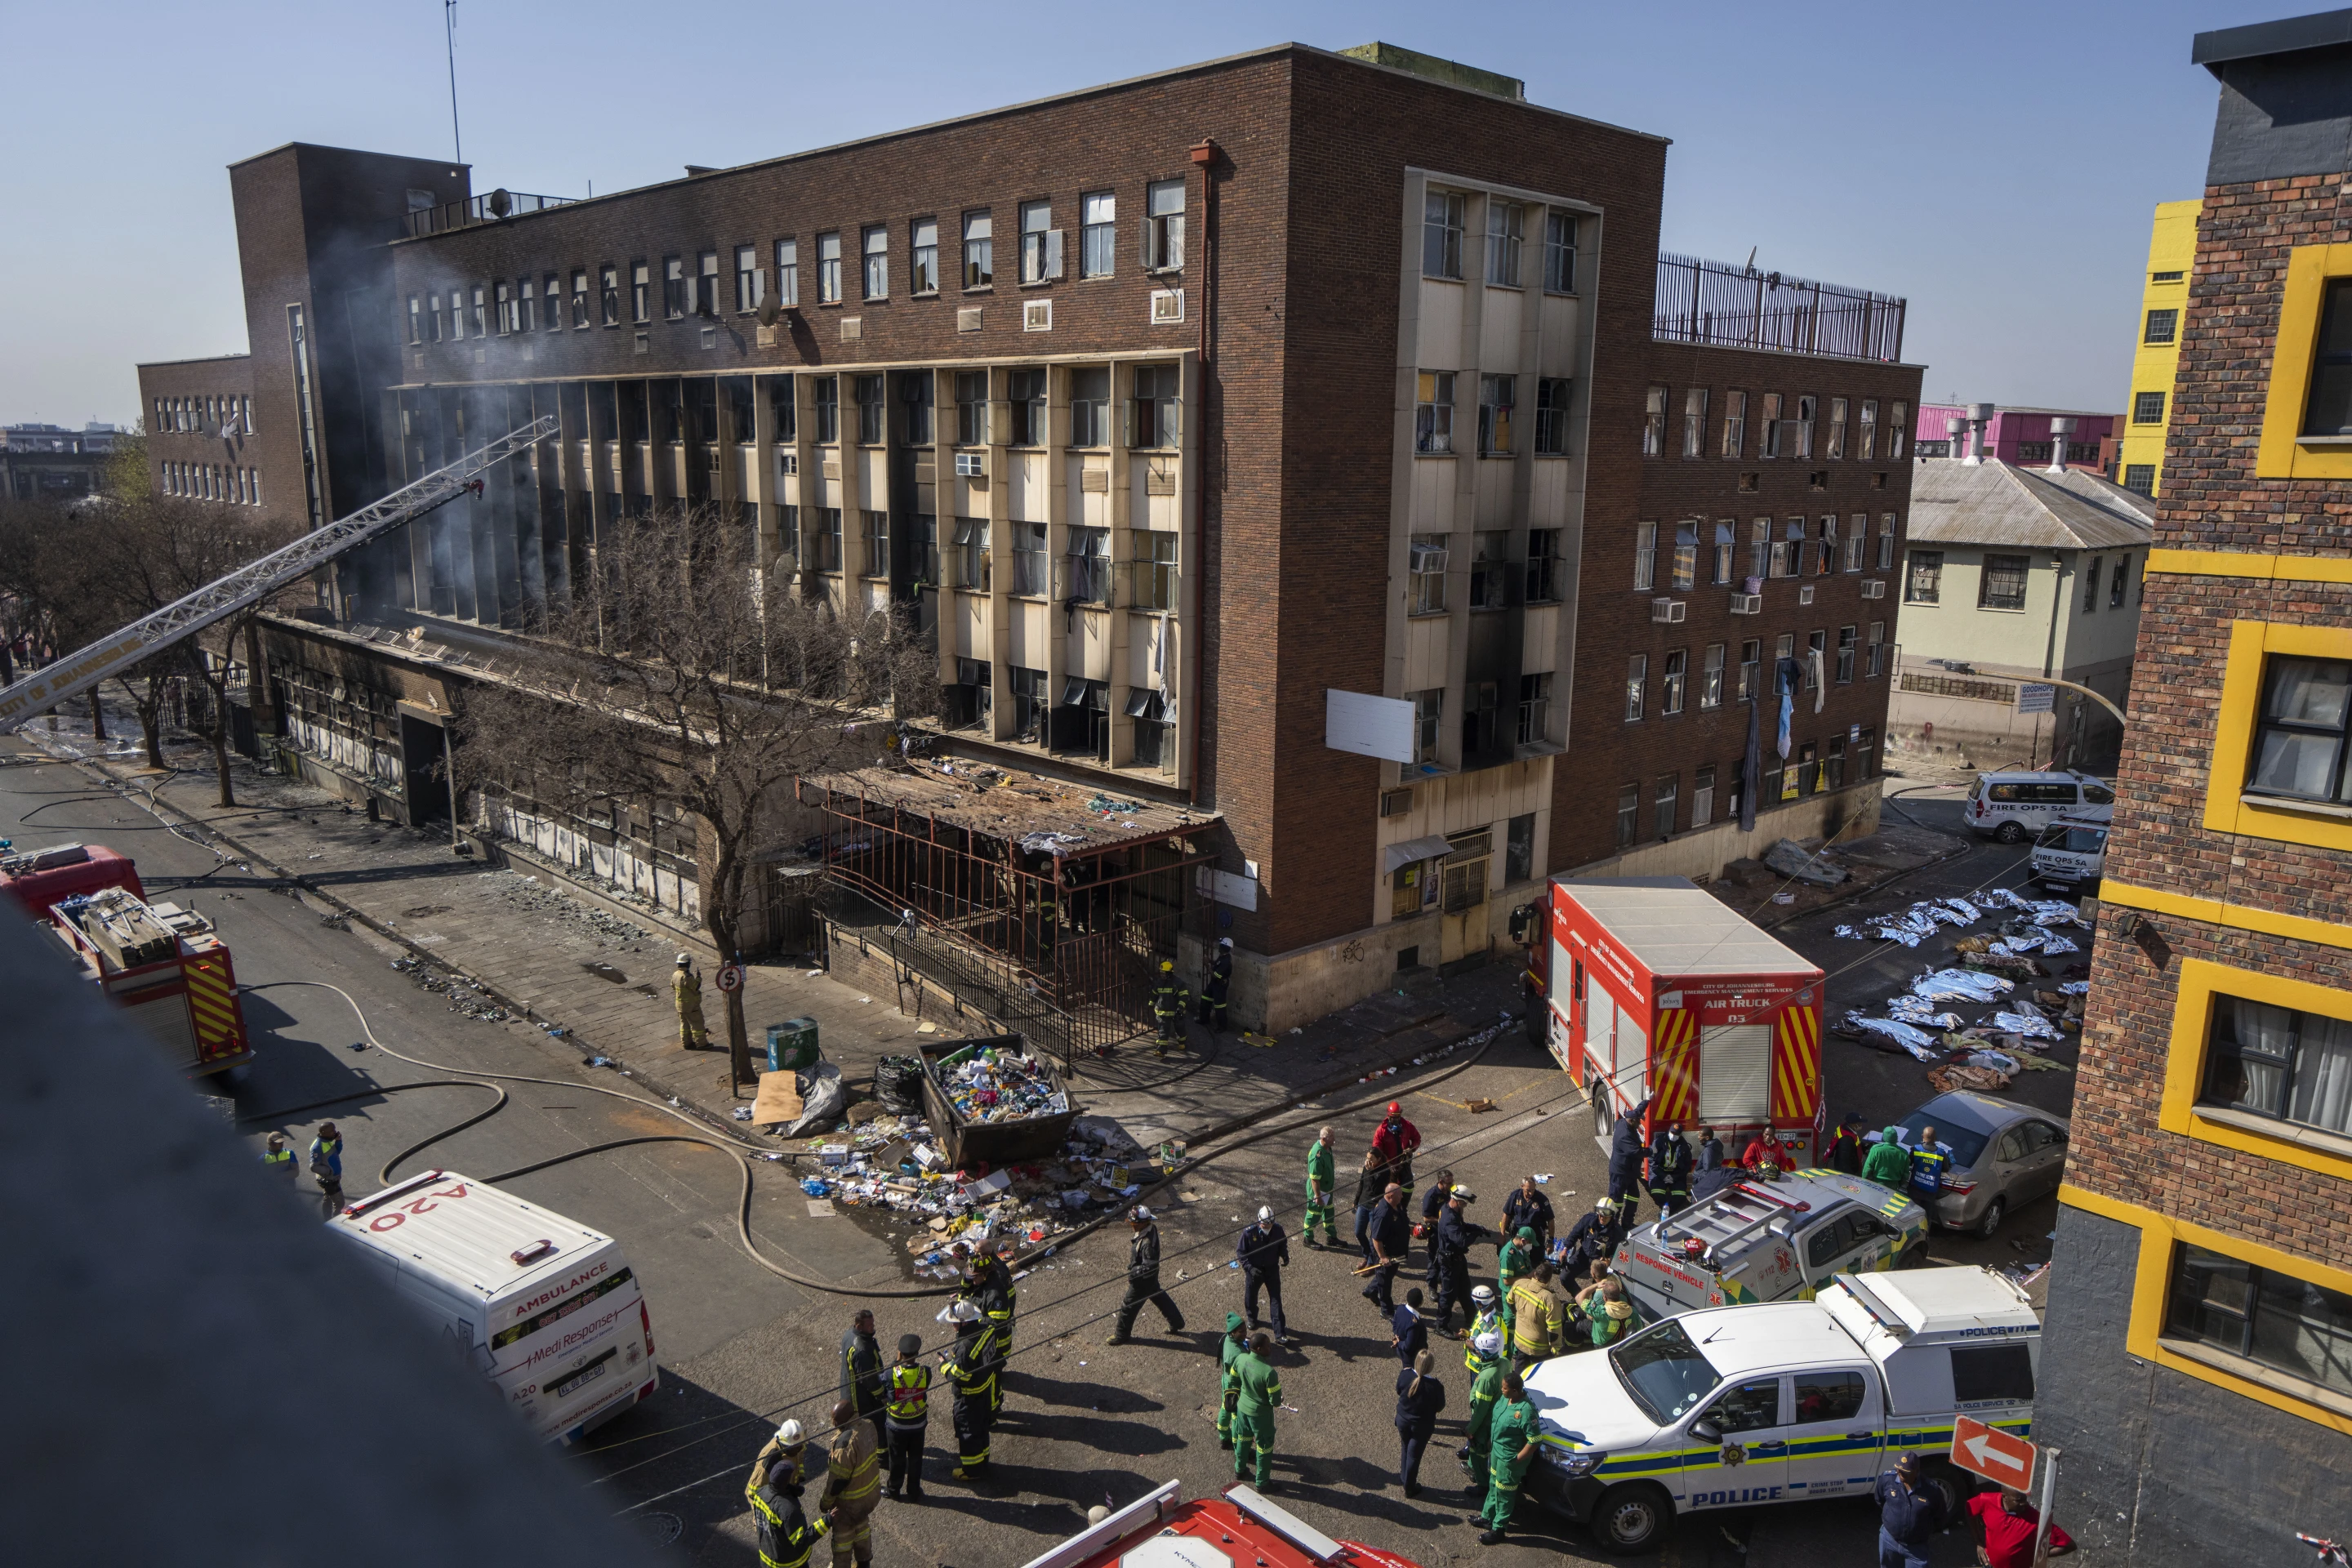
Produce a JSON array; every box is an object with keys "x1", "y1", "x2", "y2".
[
  {"x1": 403, "y1": 189, "x2": 579, "y2": 240},
  {"x1": 1654, "y1": 252, "x2": 1907, "y2": 363}
]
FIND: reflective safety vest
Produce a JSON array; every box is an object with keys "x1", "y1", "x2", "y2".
[
  {"x1": 750, "y1": 1485, "x2": 830, "y2": 1568},
  {"x1": 886, "y1": 1361, "x2": 932, "y2": 1426},
  {"x1": 1463, "y1": 1308, "x2": 1503, "y2": 1370},
  {"x1": 1151, "y1": 982, "x2": 1186, "y2": 1019},
  {"x1": 261, "y1": 1147, "x2": 295, "y2": 1172},
  {"x1": 1908, "y1": 1144, "x2": 1952, "y2": 1196}
]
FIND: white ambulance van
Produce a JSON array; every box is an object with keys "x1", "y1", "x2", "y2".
[{"x1": 326, "y1": 1169, "x2": 657, "y2": 1443}]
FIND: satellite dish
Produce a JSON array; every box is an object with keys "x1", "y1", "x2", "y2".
[
  {"x1": 757, "y1": 294, "x2": 782, "y2": 327},
  {"x1": 487, "y1": 188, "x2": 512, "y2": 219}
]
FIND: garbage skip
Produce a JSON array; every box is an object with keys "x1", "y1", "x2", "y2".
[
  {"x1": 767, "y1": 1018, "x2": 821, "y2": 1073},
  {"x1": 918, "y1": 1034, "x2": 1081, "y2": 1170}
]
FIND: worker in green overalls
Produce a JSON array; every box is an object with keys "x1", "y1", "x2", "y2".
[
  {"x1": 1479, "y1": 1371, "x2": 1539, "y2": 1545},
  {"x1": 1498, "y1": 1226, "x2": 1539, "y2": 1299},
  {"x1": 1303, "y1": 1127, "x2": 1339, "y2": 1249},
  {"x1": 1216, "y1": 1312, "x2": 1246, "y2": 1449},
  {"x1": 1460, "y1": 1325, "x2": 1505, "y2": 1494},
  {"x1": 1230, "y1": 1330, "x2": 1281, "y2": 1490}
]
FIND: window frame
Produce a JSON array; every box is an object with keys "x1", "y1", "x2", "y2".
[
  {"x1": 1905, "y1": 550, "x2": 1943, "y2": 605},
  {"x1": 736, "y1": 245, "x2": 762, "y2": 314},
  {"x1": 1661, "y1": 650, "x2": 1686, "y2": 715},
  {"x1": 1625, "y1": 653, "x2": 1647, "y2": 722},
  {"x1": 1423, "y1": 189, "x2": 1465, "y2": 280},
  {"x1": 1633, "y1": 521, "x2": 1657, "y2": 592},
  {"x1": 1479, "y1": 374, "x2": 1516, "y2": 457},
  {"x1": 1722, "y1": 389, "x2": 1747, "y2": 457},
  {"x1": 862, "y1": 224, "x2": 889, "y2": 301},
  {"x1": 962, "y1": 212, "x2": 993, "y2": 290},
  {"x1": 1642, "y1": 386, "x2": 1667, "y2": 457},
  {"x1": 2134, "y1": 390, "x2": 2167, "y2": 425},
  {"x1": 1415, "y1": 372, "x2": 1455, "y2": 455},
  {"x1": 775, "y1": 238, "x2": 800, "y2": 308},
  {"x1": 1143, "y1": 179, "x2": 1185, "y2": 273},
  {"x1": 909, "y1": 218, "x2": 939, "y2": 296},
  {"x1": 1080, "y1": 190, "x2": 1116, "y2": 278},
  {"x1": 1682, "y1": 387, "x2": 1708, "y2": 458},
  {"x1": 1534, "y1": 378, "x2": 1572, "y2": 456},
  {"x1": 1978, "y1": 553, "x2": 2032, "y2": 612},
  {"x1": 1543, "y1": 211, "x2": 1577, "y2": 293},
  {"x1": 816, "y1": 232, "x2": 843, "y2": 305},
  {"x1": 1486, "y1": 199, "x2": 1523, "y2": 287},
  {"x1": 2160, "y1": 955, "x2": 2352, "y2": 1181},
  {"x1": 2145, "y1": 307, "x2": 2180, "y2": 345}
]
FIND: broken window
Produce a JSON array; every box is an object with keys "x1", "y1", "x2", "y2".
[
  {"x1": 663, "y1": 256, "x2": 685, "y2": 318},
  {"x1": 811, "y1": 507, "x2": 843, "y2": 572},
  {"x1": 1517, "y1": 673, "x2": 1551, "y2": 747},
  {"x1": 630, "y1": 262, "x2": 648, "y2": 323},
  {"x1": 1020, "y1": 199, "x2": 1059, "y2": 284},
  {"x1": 1009, "y1": 369, "x2": 1047, "y2": 446},
  {"x1": 1845, "y1": 514, "x2": 1868, "y2": 572},
  {"x1": 1145, "y1": 179, "x2": 1185, "y2": 271},
  {"x1": 1130, "y1": 363, "x2": 1179, "y2": 448},
  {"x1": 1469, "y1": 531, "x2": 1511, "y2": 609},
  {"x1": 1759, "y1": 392, "x2": 1784, "y2": 457},
  {"x1": 963, "y1": 211, "x2": 993, "y2": 288},
  {"x1": 698, "y1": 250, "x2": 720, "y2": 316},
  {"x1": 1701, "y1": 644, "x2": 1725, "y2": 710},
  {"x1": 1526, "y1": 529, "x2": 1562, "y2": 603},
  {"x1": 1415, "y1": 371, "x2": 1455, "y2": 454},
  {"x1": 1535, "y1": 378, "x2": 1571, "y2": 455},
  {"x1": 1412, "y1": 689, "x2": 1443, "y2": 764},
  {"x1": 949, "y1": 519, "x2": 991, "y2": 590},
  {"x1": 902, "y1": 373, "x2": 933, "y2": 446},
  {"x1": 1795, "y1": 395, "x2": 1817, "y2": 459},
  {"x1": 1626, "y1": 653, "x2": 1647, "y2": 722},
  {"x1": 1012, "y1": 522, "x2": 1049, "y2": 596},
  {"x1": 1713, "y1": 521, "x2": 1737, "y2": 584},
  {"x1": 1409, "y1": 534, "x2": 1449, "y2": 614},
  {"x1": 1643, "y1": 386, "x2": 1667, "y2": 456},
  {"x1": 1826, "y1": 397, "x2": 1848, "y2": 459},
  {"x1": 1837, "y1": 625, "x2": 1857, "y2": 684},
  {"x1": 910, "y1": 218, "x2": 938, "y2": 296},
  {"x1": 1479, "y1": 375, "x2": 1516, "y2": 456},
  {"x1": 1682, "y1": 387, "x2": 1708, "y2": 457},
  {"x1": 1128, "y1": 688, "x2": 1171, "y2": 770},
  {"x1": 1065, "y1": 527, "x2": 1110, "y2": 602},
  {"x1": 1009, "y1": 666, "x2": 1048, "y2": 741},
  {"x1": 1857, "y1": 398, "x2": 1878, "y2": 460},
  {"x1": 1722, "y1": 390, "x2": 1747, "y2": 457},
  {"x1": 1544, "y1": 211, "x2": 1577, "y2": 292}
]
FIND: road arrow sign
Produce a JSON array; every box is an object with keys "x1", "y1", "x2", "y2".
[{"x1": 1950, "y1": 1414, "x2": 2037, "y2": 1490}]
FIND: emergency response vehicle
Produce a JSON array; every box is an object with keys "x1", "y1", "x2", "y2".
[
  {"x1": 1615, "y1": 1170, "x2": 1927, "y2": 1322},
  {"x1": 1017, "y1": 1479, "x2": 1424, "y2": 1568},
  {"x1": 325, "y1": 1169, "x2": 657, "y2": 1444},
  {"x1": 45, "y1": 882, "x2": 252, "y2": 1077},
  {"x1": 1524, "y1": 877, "x2": 1827, "y2": 1167},
  {"x1": 0, "y1": 840, "x2": 145, "y2": 915},
  {"x1": 1522, "y1": 1266, "x2": 2038, "y2": 1554}
]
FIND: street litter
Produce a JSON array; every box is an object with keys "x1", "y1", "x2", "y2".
[
  {"x1": 1912, "y1": 968, "x2": 2014, "y2": 1003},
  {"x1": 938, "y1": 1043, "x2": 1071, "y2": 1124},
  {"x1": 732, "y1": 1106, "x2": 755, "y2": 1120},
  {"x1": 1762, "y1": 838, "x2": 1848, "y2": 887}
]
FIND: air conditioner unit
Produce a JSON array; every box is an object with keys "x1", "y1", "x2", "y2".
[
  {"x1": 1023, "y1": 299, "x2": 1053, "y2": 332},
  {"x1": 1410, "y1": 544, "x2": 1450, "y2": 573},
  {"x1": 954, "y1": 452, "x2": 986, "y2": 478},
  {"x1": 1860, "y1": 579, "x2": 1886, "y2": 599},
  {"x1": 1729, "y1": 593, "x2": 1762, "y2": 615},
  {"x1": 1380, "y1": 786, "x2": 1415, "y2": 817},
  {"x1": 1650, "y1": 598, "x2": 1686, "y2": 624},
  {"x1": 1798, "y1": 585, "x2": 1815, "y2": 606}
]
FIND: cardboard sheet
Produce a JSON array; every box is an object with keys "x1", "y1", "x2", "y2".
[{"x1": 754, "y1": 1070, "x2": 804, "y2": 1126}]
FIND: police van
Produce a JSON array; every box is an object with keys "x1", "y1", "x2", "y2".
[
  {"x1": 326, "y1": 1169, "x2": 658, "y2": 1443},
  {"x1": 1522, "y1": 1266, "x2": 2038, "y2": 1554},
  {"x1": 1614, "y1": 1171, "x2": 1927, "y2": 1322}
]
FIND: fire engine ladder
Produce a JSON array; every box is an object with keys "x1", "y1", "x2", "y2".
[{"x1": 0, "y1": 416, "x2": 556, "y2": 732}]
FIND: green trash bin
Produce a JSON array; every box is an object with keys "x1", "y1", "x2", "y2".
[{"x1": 766, "y1": 1018, "x2": 820, "y2": 1073}]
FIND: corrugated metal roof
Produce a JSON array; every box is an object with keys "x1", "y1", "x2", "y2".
[
  {"x1": 1905, "y1": 461, "x2": 2155, "y2": 551},
  {"x1": 1558, "y1": 877, "x2": 1820, "y2": 978}
]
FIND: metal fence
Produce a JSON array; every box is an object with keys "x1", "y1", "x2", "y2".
[
  {"x1": 808, "y1": 782, "x2": 1203, "y2": 1063},
  {"x1": 1654, "y1": 253, "x2": 1907, "y2": 363},
  {"x1": 404, "y1": 190, "x2": 579, "y2": 240}
]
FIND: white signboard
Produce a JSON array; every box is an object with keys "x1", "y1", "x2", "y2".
[
  {"x1": 1195, "y1": 866, "x2": 1260, "y2": 911},
  {"x1": 2016, "y1": 683, "x2": 2056, "y2": 715},
  {"x1": 1325, "y1": 689, "x2": 1415, "y2": 763}
]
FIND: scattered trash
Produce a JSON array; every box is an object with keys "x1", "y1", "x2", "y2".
[
  {"x1": 1771, "y1": 893, "x2": 1796, "y2": 905},
  {"x1": 1762, "y1": 838, "x2": 1848, "y2": 887},
  {"x1": 583, "y1": 1055, "x2": 612, "y2": 1068},
  {"x1": 732, "y1": 1106, "x2": 755, "y2": 1120}
]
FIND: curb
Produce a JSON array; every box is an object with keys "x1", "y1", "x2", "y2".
[{"x1": 31, "y1": 742, "x2": 746, "y2": 1141}]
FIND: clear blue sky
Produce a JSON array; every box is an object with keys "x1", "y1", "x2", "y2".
[{"x1": 0, "y1": 0, "x2": 2292, "y2": 428}]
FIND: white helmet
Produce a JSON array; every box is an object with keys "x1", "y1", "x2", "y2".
[
  {"x1": 1473, "y1": 1330, "x2": 1503, "y2": 1356},
  {"x1": 775, "y1": 1418, "x2": 805, "y2": 1445},
  {"x1": 1257, "y1": 1205, "x2": 1272, "y2": 1222},
  {"x1": 676, "y1": 953, "x2": 692, "y2": 967},
  {"x1": 949, "y1": 1298, "x2": 980, "y2": 1322},
  {"x1": 1471, "y1": 1285, "x2": 1497, "y2": 1306}
]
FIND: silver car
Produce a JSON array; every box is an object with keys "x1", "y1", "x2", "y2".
[{"x1": 1891, "y1": 1091, "x2": 2071, "y2": 1238}]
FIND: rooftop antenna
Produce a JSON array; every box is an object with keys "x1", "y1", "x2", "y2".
[
  {"x1": 1744, "y1": 246, "x2": 1757, "y2": 273},
  {"x1": 443, "y1": 0, "x2": 461, "y2": 163}
]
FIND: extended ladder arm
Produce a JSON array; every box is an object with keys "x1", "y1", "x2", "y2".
[{"x1": 0, "y1": 416, "x2": 555, "y2": 731}]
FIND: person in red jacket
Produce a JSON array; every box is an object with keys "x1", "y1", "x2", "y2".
[
  {"x1": 1370, "y1": 1102, "x2": 1422, "y2": 1207},
  {"x1": 1967, "y1": 1486, "x2": 2075, "y2": 1568}
]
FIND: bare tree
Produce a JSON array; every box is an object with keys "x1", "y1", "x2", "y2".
[
  {"x1": 82, "y1": 497, "x2": 301, "y2": 804},
  {"x1": 459, "y1": 504, "x2": 936, "y2": 1085}
]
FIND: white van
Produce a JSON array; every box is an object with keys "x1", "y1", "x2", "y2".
[
  {"x1": 1965, "y1": 771, "x2": 2114, "y2": 843},
  {"x1": 2030, "y1": 816, "x2": 2109, "y2": 892},
  {"x1": 327, "y1": 1169, "x2": 657, "y2": 1443}
]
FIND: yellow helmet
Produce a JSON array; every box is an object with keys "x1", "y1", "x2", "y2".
[{"x1": 1160, "y1": 960, "x2": 1174, "y2": 972}]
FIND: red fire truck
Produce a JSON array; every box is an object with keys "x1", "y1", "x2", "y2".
[
  {"x1": 40, "y1": 880, "x2": 254, "y2": 1078},
  {"x1": 1521, "y1": 876, "x2": 1825, "y2": 1165},
  {"x1": 1016, "y1": 1480, "x2": 1423, "y2": 1568},
  {"x1": 0, "y1": 840, "x2": 145, "y2": 915}
]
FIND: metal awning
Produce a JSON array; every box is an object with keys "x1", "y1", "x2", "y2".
[{"x1": 1383, "y1": 834, "x2": 1453, "y2": 874}]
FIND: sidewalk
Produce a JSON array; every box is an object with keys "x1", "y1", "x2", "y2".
[{"x1": 16, "y1": 707, "x2": 1525, "y2": 1156}]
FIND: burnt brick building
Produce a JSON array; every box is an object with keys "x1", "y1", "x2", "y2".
[
  {"x1": 2039, "y1": 11, "x2": 2352, "y2": 1562},
  {"x1": 132, "y1": 42, "x2": 1913, "y2": 1039}
]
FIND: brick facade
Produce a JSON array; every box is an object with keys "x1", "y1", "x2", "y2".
[
  {"x1": 140, "y1": 354, "x2": 259, "y2": 506},
  {"x1": 2038, "y1": 20, "x2": 2352, "y2": 1560},
  {"x1": 1558, "y1": 343, "x2": 1919, "y2": 869}
]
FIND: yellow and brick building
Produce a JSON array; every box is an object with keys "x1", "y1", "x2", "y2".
[
  {"x1": 2039, "y1": 12, "x2": 2352, "y2": 1565},
  {"x1": 2115, "y1": 198, "x2": 2200, "y2": 498}
]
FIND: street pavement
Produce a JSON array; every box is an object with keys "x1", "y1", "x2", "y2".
[{"x1": 4, "y1": 715, "x2": 2065, "y2": 1568}]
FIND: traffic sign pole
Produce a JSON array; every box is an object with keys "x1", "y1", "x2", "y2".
[{"x1": 2032, "y1": 1443, "x2": 2061, "y2": 1565}]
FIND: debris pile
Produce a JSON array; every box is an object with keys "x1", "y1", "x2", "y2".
[
  {"x1": 939, "y1": 1045, "x2": 1071, "y2": 1124},
  {"x1": 796, "y1": 1112, "x2": 1151, "y2": 1276},
  {"x1": 390, "y1": 956, "x2": 511, "y2": 1022}
]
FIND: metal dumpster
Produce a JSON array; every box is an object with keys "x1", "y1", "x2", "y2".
[{"x1": 918, "y1": 1034, "x2": 1082, "y2": 1171}]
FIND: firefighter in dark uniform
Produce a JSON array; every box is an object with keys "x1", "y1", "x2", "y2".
[
  {"x1": 1644, "y1": 1122, "x2": 1695, "y2": 1218},
  {"x1": 969, "y1": 1244, "x2": 1015, "y2": 1411},
  {"x1": 749, "y1": 1459, "x2": 832, "y2": 1568},
  {"x1": 1151, "y1": 960, "x2": 1189, "y2": 1057},
  {"x1": 882, "y1": 1334, "x2": 931, "y2": 1503},
  {"x1": 1196, "y1": 937, "x2": 1234, "y2": 1031},
  {"x1": 838, "y1": 1309, "x2": 887, "y2": 1450},
  {"x1": 941, "y1": 1298, "x2": 998, "y2": 1482}
]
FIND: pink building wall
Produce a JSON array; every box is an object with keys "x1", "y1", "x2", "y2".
[{"x1": 1914, "y1": 403, "x2": 2119, "y2": 468}]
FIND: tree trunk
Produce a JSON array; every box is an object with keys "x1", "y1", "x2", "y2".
[
  {"x1": 131, "y1": 676, "x2": 165, "y2": 770},
  {"x1": 212, "y1": 722, "x2": 235, "y2": 807}
]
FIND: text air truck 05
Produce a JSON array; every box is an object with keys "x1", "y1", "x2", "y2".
[
  {"x1": 325, "y1": 1170, "x2": 657, "y2": 1443},
  {"x1": 1531, "y1": 877, "x2": 1824, "y2": 1165},
  {"x1": 1522, "y1": 1265, "x2": 2038, "y2": 1555}
]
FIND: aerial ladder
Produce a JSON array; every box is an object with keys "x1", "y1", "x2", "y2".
[{"x1": 0, "y1": 416, "x2": 556, "y2": 732}]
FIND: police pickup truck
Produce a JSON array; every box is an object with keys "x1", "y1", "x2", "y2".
[
  {"x1": 1615, "y1": 1170, "x2": 1927, "y2": 1322},
  {"x1": 1521, "y1": 1266, "x2": 2038, "y2": 1555}
]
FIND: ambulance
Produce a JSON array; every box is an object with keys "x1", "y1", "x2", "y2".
[
  {"x1": 1531, "y1": 877, "x2": 1827, "y2": 1166},
  {"x1": 325, "y1": 1170, "x2": 657, "y2": 1444}
]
